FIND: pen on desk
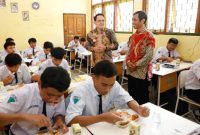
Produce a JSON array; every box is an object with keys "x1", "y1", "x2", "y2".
[{"x1": 85, "y1": 127, "x2": 94, "y2": 135}]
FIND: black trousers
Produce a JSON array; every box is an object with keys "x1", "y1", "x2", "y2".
[
  {"x1": 128, "y1": 75, "x2": 149, "y2": 105},
  {"x1": 185, "y1": 89, "x2": 200, "y2": 103}
]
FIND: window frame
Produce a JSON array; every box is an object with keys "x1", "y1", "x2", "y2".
[
  {"x1": 143, "y1": 0, "x2": 200, "y2": 35},
  {"x1": 91, "y1": 0, "x2": 134, "y2": 33}
]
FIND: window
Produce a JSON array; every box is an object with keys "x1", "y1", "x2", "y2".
[
  {"x1": 143, "y1": 0, "x2": 200, "y2": 34},
  {"x1": 91, "y1": 0, "x2": 134, "y2": 33}
]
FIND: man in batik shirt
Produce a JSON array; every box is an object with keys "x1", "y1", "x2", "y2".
[
  {"x1": 126, "y1": 11, "x2": 155, "y2": 104},
  {"x1": 86, "y1": 13, "x2": 118, "y2": 66}
]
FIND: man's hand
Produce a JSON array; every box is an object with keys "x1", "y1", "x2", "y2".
[
  {"x1": 24, "y1": 114, "x2": 51, "y2": 128},
  {"x1": 3, "y1": 75, "x2": 13, "y2": 85},
  {"x1": 53, "y1": 117, "x2": 68, "y2": 134},
  {"x1": 100, "y1": 112, "x2": 122, "y2": 124},
  {"x1": 166, "y1": 57, "x2": 174, "y2": 62},
  {"x1": 127, "y1": 61, "x2": 137, "y2": 72},
  {"x1": 27, "y1": 54, "x2": 33, "y2": 59},
  {"x1": 137, "y1": 106, "x2": 150, "y2": 117}
]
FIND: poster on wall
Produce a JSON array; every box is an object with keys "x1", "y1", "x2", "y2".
[
  {"x1": 0, "y1": 0, "x2": 6, "y2": 7},
  {"x1": 10, "y1": 3, "x2": 18, "y2": 13},
  {"x1": 22, "y1": 11, "x2": 29, "y2": 21}
]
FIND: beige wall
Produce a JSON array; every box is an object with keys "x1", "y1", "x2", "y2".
[{"x1": 0, "y1": 0, "x2": 91, "y2": 50}]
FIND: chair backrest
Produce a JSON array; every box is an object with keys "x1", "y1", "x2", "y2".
[{"x1": 178, "y1": 70, "x2": 190, "y2": 89}]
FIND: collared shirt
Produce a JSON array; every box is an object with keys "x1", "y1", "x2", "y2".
[
  {"x1": 68, "y1": 40, "x2": 81, "y2": 50},
  {"x1": 152, "y1": 46, "x2": 180, "y2": 63},
  {"x1": 65, "y1": 78, "x2": 133, "y2": 124},
  {"x1": 33, "y1": 59, "x2": 70, "y2": 75},
  {"x1": 35, "y1": 51, "x2": 51, "y2": 61},
  {"x1": 86, "y1": 28, "x2": 119, "y2": 66},
  {"x1": 0, "y1": 64, "x2": 31, "y2": 85},
  {"x1": 126, "y1": 28, "x2": 155, "y2": 79},
  {"x1": 23, "y1": 46, "x2": 43, "y2": 58},
  {"x1": 0, "y1": 83, "x2": 66, "y2": 135},
  {"x1": 185, "y1": 59, "x2": 200, "y2": 90}
]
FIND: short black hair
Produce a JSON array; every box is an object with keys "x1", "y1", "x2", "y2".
[
  {"x1": 51, "y1": 47, "x2": 66, "y2": 60},
  {"x1": 94, "y1": 13, "x2": 104, "y2": 21},
  {"x1": 4, "y1": 42, "x2": 15, "y2": 50},
  {"x1": 28, "y1": 38, "x2": 37, "y2": 44},
  {"x1": 40, "y1": 67, "x2": 71, "y2": 92},
  {"x1": 43, "y1": 41, "x2": 54, "y2": 49},
  {"x1": 80, "y1": 37, "x2": 86, "y2": 42},
  {"x1": 133, "y1": 11, "x2": 147, "y2": 24},
  {"x1": 74, "y1": 36, "x2": 79, "y2": 40},
  {"x1": 5, "y1": 53, "x2": 22, "y2": 67},
  {"x1": 5, "y1": 38, "x2": 14, "y2": 43},
  {"x1": 93, "y1": 60, "x2": 117, "y2": 78},
  {"x1": 168, "y1": 38, "x2": 179, "y2": 45}
]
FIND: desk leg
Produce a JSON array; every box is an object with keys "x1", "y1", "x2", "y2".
[{"x1": 157, "y1": 76, "x2": 161, "y2": 106}]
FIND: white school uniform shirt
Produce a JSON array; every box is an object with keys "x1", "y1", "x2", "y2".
[
  {"x1": 68, "y1": 40, "x2": 80, "y2": 50},
  {"x1": 23, "y1": 46, "x2": 43, "y2": 58},
  {"x1": 185, "y1": 59, "x2": 200, "y2": 90},
  {"x1": 0, "y1": 64, "x2": 31, "y2": 85},
  {"x1": 33, "y1": 59, "x2": 70, "y2": 75},
  {"x1": 152, "y1": 46, "x2": 180, "y2": 63},
  {"x1": 0, "y1": 83, "x2": 66, "y2": 135},
  {"x1": 65, "y1": 78, "x2": 133, "y2": 124},
  {"x1": 35, "y1": 51, "x2": 51, "y2": 61},
  {"x1": 76, "y1": 45, "x2": 89, "y2": 58}
]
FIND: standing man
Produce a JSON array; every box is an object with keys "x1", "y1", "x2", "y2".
[
  {"x1": 126, "y1": 11, "x2": 155, "y2": 104},
  {"x1": 86, "y1": 13, "x2": 118, "y2": 66}
]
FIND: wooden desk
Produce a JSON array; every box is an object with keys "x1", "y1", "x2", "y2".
[
  {"x1": 113, "y1": 55, "x2": 126, "y2": 76},
  {"x1": 86, "y1": 102, "x2": 199, "y2": 135},
  {"x1": 153, "y1": 62, "x2": 192, "y2": 106}
]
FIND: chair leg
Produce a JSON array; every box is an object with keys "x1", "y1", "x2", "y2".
[{"x1": 175, "y1": 98, "x2": 179, "y2": 114}]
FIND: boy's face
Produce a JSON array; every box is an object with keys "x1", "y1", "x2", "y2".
[
  {"x1": 7, "y1": 64, "x2": 20, "y2": 73},
  {"x1": 30, "y1": 42, "x2": 36, "y2": 48},
  {"x1": 92, "y1": 75, "x2": 116, "y2": 95},
  {"x1": 6, "y1": 45, "x2": 15, "y2": 54},
  {"x1": 40, "y1": 87, "x2": 64, "y2": 104},
  {"x1": 80, "y1": 41, "x2": 86, "y2": 47},
  {"x1": 74, "y1": 39, "x2": 79, "y2": 44},
  {"x1": 51, "y1": 56, "x2": 62, "y2": 66},
  {"x1": 43, "y1": 48, "x2": 51, "y2": 55}
]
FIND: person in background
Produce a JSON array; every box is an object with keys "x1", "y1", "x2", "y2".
[
  {"x1": 152, "y1": 38, "x2": 181, "y2": 63},
  {"x1": 66, "y1": 60, "x2": 149, "y2": 126},
  {"x1": 5, "y1": 38, "x2": 14, "y2": 43},
  {"x1": 185, "y1": 58, "x2": 200, "y2": 121},
  {"x1": 0, "y1": 67, "x2": 71, "y2": 135},
  {"x1": 86, "y1": 13, "x2": 118, "y2": 67},
  {"x1": 23, "y1": 38, "x2": 43, "y2": 59},
  {"x1": 0, "y1": 53, "x2": 31, "y2": 86},
  {"x1": 35, "y1": 41, "x2": 54, "y2": 62},
  {"x1": 126, "y1": 11, "x2": 155, "y2": 105},
  {"x1": 66, "y1": 36, "x2": 80, "y2": 50},
  {"x1": 0, "y1": 42, "x2": 21, "y2": 66},
  {"x1": 31, "y1": 47, "x2": 70, "y2": 82}
]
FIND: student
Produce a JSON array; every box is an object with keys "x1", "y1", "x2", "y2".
[
  {"x1": 185, "y1": 59, "x2": 200, "y2": 121},
  {"x1": 0, "y1": 42, "x2": 20, "y2": 66},
  {"x1": 35, "y1": 41, "x2": 54, "y2": 62},
  {"x1": 5, "y1": 38, "x2": 14, "y2": 43},
  {"x1": 23, "y1": 38, "x2": 43, "y2": 59},
  {"x1": 31, "y1": 47, "x2": 70, "y2": 82},
  {"x1": 67, "y1": 36, "x2": 80, "y2": 50},
  {"x1": 0, "y1": 67, "x2": 71, "y2": 135},
  {"x1": 66, "y1": 60, "x2": 149, "y2": 126},
  {"x1": 0, "y1": 53, "x2": 31, "y2": 86},
  {"x1": 152, "y1": 38, "x2": 181, "y2": 63}
]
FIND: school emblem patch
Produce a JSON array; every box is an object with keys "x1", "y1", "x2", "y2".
[
  {"x1": 7, "y1": 95, "x2": 17, "y2": 103},
  {"x1": 73, "y1": 96, "x2": 80, "y2": 104}
]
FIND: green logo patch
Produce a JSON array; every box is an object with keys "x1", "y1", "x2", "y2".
[
  {"x1": 7, "y1": 95, "x2": 17, "y2": 103},
  {"x1": 73, "y1": 96, "x2": 80, "y2": 104}
]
